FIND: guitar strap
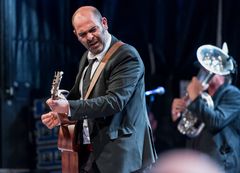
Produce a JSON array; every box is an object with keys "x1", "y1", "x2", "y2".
[{"x1": 84, "y1": 41, "x2": 124, "y2": 100}]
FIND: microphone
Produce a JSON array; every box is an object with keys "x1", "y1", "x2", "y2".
[{"x1": 145, "y1": 86, "x2": 165, "y2": 96}]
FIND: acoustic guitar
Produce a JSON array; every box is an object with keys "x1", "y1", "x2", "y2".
[{"x1": 51, "y1": 71, "x2": 79, "y2": 173}]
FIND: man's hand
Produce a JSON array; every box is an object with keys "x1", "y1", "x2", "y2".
[
  {"x1": 187, "y1": 77, "x2": 204, "y2": 101},
  {"x1": 41, "y1": 111, "x2": 60, "y2": 129},
  {"x1": 171, "y1": 98, "x2": 187, "y2": 122},
  {"x1": 46, "y1": 98, "x2": 69, "y2": 114}
]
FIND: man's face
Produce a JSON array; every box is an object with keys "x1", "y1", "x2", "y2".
[
  {"x1": 208, "y1": 74, "x2": 225, "y2": 89},
  {"x1": 73, "y1": 14, "x2": 108, "y2": 55}
]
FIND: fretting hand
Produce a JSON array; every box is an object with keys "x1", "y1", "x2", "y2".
[{"x1": 46, "y1": 98, "x2": 69, "y2": 114}]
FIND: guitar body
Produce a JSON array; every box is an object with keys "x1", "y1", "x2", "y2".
[
  {"x1": 61, "y1": 151, "x2": 79, "y2": 173},
  {"x1": 58, "y1": 123, "x2": 79, "y2": 173},
  {"x1": 58, "y1": 124, "x2": 79, "y2": 152},
  {"x1": 58, "y1": 122, "x2": 92, "y2": 173}
]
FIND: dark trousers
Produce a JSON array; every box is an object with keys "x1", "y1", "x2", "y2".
[
  {"x1": 79, "y1": 145, "x2": 151, "y2": 173},
  {"x1": 79, "y1": 149, "x2": 100, "y2": 173},
  {"x1": 80, "y1": 162, "x2": 100, "y2": 173}
]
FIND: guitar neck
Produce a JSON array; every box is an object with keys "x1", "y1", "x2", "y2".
[
  {"x1": 51, "y1": 71, "x2": 64, "y2": 100},
  {"x1": 51, "y1": 94, "x2": 58, "y2": 100}
]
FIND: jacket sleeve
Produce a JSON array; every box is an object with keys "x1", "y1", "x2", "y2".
[{"x1": 188, "y1": 85, "x2": 240, "y2": 132}]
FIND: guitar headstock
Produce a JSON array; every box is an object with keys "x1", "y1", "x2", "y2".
[{"x1": 51, "y1": 71, "x2": 64, "y2": 100}]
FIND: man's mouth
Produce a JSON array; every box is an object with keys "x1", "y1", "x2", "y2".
[{"x1": 89, "y1": 41, "x2": 98, "y2": 47}]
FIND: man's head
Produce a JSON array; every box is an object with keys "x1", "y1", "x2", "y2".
[
  {"x1": 72, "y1": 6, "x2": 109, "y2": 55},
  {"x1": 150, "y1": 149, "x2": 224, "y2": 173}
]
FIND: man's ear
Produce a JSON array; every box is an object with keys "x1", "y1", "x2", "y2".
[
  {"x1": 73, "y1": 30, "x2": 77, "y2": 36},
  {"x1": 101, "y1": 17, "x2": 108, "y2": 30}
]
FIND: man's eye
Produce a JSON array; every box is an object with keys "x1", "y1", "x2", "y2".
[
  {"x1": 89, "y1": 27, "x2": 97, "y2": 33},
  {"x1": 79, "y1": 33, "x2": 86, "y2": 38}
]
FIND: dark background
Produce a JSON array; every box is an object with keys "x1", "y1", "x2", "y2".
[{"x1": 0, "y1": 0, "x2": 240, "y2": 171}]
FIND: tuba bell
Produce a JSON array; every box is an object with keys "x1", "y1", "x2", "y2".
[{"x1": 177, "y1": 43, "x2": 235, "y2": 138}]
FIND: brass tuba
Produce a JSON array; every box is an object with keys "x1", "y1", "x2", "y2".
[{"x1": 177, "y1": 43, "x2": 235, "y2": 137}]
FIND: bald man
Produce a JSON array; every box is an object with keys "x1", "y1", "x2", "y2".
[{"x1": 41, "y1": 6, "x2": 157, "y2": 173}]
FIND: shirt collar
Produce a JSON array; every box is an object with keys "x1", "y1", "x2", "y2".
[{"x1": 87, "y1": 33, "x2": 112, "y2": 62}]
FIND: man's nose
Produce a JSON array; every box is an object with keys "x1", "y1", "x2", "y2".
[{"x1": 86, "y1": 33, "x2": 94, "y2": 41}]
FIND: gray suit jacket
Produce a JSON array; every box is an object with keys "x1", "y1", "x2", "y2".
[
  {"x1": 67, "y1": 36, "x2": 157, "y2": 173},
  {"x1": 187, "y1": 84, "x2": 240, "y2": 173}
]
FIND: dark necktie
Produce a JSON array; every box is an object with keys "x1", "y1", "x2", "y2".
[{"x1": 83, "y1": 58, "x2": 96, "y2": 97}]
